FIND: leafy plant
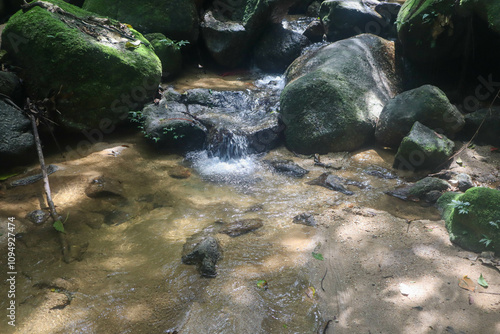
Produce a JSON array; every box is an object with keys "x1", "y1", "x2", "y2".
[
  {"x1": 479, "y1": 235, "x2": 492, "y2": 248},
  {"x1": 448, "y1": 199, "x2": 470, "y2": 215},
  {"x1": 488, "y1": 220, "x2": 500, "y2": 229},
  {"x1": 312, "y1": 252, "x2": 324, "y2": 261},
  {"x1": 129, "y1": 111, "x2": 160, "y2": 142},
  {"x1": 157, "y1": 39, "x2": 189, "y2": 51}
]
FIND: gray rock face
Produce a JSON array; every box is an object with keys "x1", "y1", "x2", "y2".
[
  {"x1": 319, "y1": 0, "x2": 384, "y2": 41},
  {"x1": 375, "y1": 85, "x2": 464, "y2": 148},
  {"x1": 463, "y1": 107, "x2": 500, "y2": 146},
  {"x1": 393, "y1": 122, "x2": 455, "y2": 171},
  {"x1": 0, "y1": 100, "x2": 35, "y2": 170},
  {"x1": 456, "y1": 173, "x2": 474, "y2": 192},
  {"x1": 254, "y1": 24, "x2": 311, "y2": 73},
  {"x1": 281, "y1": 34, "x2": 401, "y2": 154},
  {"x1": 0, "y1": 71, "x2": 22, "y2": 103},
  {"x1": 182, "y1": 235, "x2": 222, "y2": 278}
]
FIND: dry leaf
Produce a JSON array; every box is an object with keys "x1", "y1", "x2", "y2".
[
  {"x1": 458, "y1": 275, "x2": 475, "y2": 292},
  {"x1": 305, "y1": 286, "x2": 316, "y2": 299}
]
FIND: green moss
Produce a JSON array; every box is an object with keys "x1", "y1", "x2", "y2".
[
  {"x1": 442, "y1": 187, "x2": 500, "y2": 254},
  {"x1": 2, "y1": 0, "x2": 161, "y2": 130}
]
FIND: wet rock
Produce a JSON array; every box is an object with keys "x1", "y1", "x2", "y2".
[
  {"x1": 220, "y1": 218, "x2": 264, "y2": 237},
  {"x1": 307, "y1": 173, "x2": 354, "y2": 196},
  {"x1": 200, "y1": 0, "x2": 297, "y2": 67},
  {"x1": 168, "y1": 165, "x2": 192, "y2": 179},
  {"x1": 319, "y1": 0, "x2": 384, "y2": 41},
  {"x1": 26, "y1": 210, "x2": 50, "y2": 225},
  {"x1": 141, "y1": 100, "x2": 207, "y2": 153},
  {"x1": 281, "y1": 34, "x2": 401, "y2": 154},
  {"x1": 254, "y1": 23, "x2": 311, "y2": 73},
  {"x1": 263, "y1": 159, "x2": 309, "y2": 178},
  {"x1": 66, "y1": 242, "x2": 89, "y2": 263},
  {"x1": 303, "y1": 20, "x2": 324, "y2": 43},
  {"x1": 463, "y1": 107, "x2": 500, "y2": 147},
  {"x1": 0, "y1": 71, "x2": 23, "y2": 104},
  {"x1": 85, "y1": 176, "x2": 124, "y2": 198},
  {"x1": 456, "y1": 173, "x2": 474, "y2": 192},
  {"x1": 8, "y1": 165, "x2": 59, "y2": 188},
  {"x1": 409, "y1": 177, "x2": 450, "y2": 198},
  {"x1": 2, "y1": 0, "x2": 161, "y2": 131},
  {"x1": 182, "y1": 235, "x2": 222, "y2": 278},
  {"x1": 384, "y1": 186, "x2": 416, "y2": 202},
  {"x1": 363, "y1": 167, "x2": 397, "y2": 179},
  {"x1": 104, "y1": 210, "x2": 131, "y2": 226},
  {"x1": 375, "y1": 85, "x2": 464, "y2": 148},
  {"x1": 393, "y1": 122, "x2": 455, "y2": 171},
  {"x1": 425, "y1": 190, "x2": 443, "y2": 204},
  {"x1": 374, "y1": 2, "x2": 401, "y2": 40},
  {"x1": 0, "y1": 100, "x2": 35, "y2": 170},
  {"x1": 83, "y1": 0, "x2": 199, "y2": 42},
  {"x1": 293, "y1": 213, "x2": 317, "y2": 226},
  {"x1": 437, "y1": 187, "x2": 500, "y2": 255}
]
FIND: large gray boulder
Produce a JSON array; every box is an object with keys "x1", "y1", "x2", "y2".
[
  {"x1": 254, "y1": 24, "x2": 310, "y2": 73},
  {"x1": 0, "y1": 100, "x2": 35, "y2": 170},
  {"x1": 82, "y1": 0, "x2": 199, "y2": 42},
  {"x1": 2, "y1": 0, "x2": 162, "y2": 131},
  {"x1": 463, "y1": 107, "x2": 500, "y2": 146},
  {"x1": 201, "y1": 0, "x2": 297, "y2": 68},
  {"x1": 393, "y1": 121, "x2": 455, "y2": 171},
  {"x1": 280, "y1": 34, "x2": 401, "y2": 154},
  {"x1": 375, "y1": 85, "x2": 465, "y2": 148}
]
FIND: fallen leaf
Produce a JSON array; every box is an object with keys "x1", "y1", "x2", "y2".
[
  {"x1": 456, "y1": 157, "x2": 463, "y2": 166},
  {"x1": 125, "y1": 40, "x2": 141, "y2": 49},
  {"x1": 305, "y1": 286, "x2": 316, "y2": 299},
  {"x1": 458, "y1": 275, "x2": 475, "y2": 292},
  {"x1": 53, "y1": 220, "x2": 66, "y2": 233},
  {"x1": 257, "y1": 280, "x2": 268, "y2": 290},
  {"x1": 312, "y1": 252, "x2": 324, "y2": 261},
  {"x1": 478, "y1": 274, "x2": 488, "y2": 288},
  {"x1": 491, "y1": 147, "x2": 499, "y2": 152}
]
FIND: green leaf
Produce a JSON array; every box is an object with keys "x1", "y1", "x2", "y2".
[
  {"x1": 125, "y1": 40, "x2": 141, "y2": 49},
  {"x1": 478, "y1": 274, "x2": 488, "y2": 288},
  {"x1": 53, "y1": 220, "x2": 65, "y2": 233},
  {"x1": 312, "y1": 252, "x2": 324, "y2": 261},
  {"x1": 489, "y1": 221, "x2": 499, "y2": 229},
  {"x1": 0, "y1": 172, "x2": 19, "y2": 181},
  {"x1": 257, "y1": 280, "x2": 268, "y2": 290}
]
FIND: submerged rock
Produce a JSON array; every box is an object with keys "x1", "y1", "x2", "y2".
[
  {"x1": 85, "y1": 176, "x2": 124, "y2": 198},
  {"x1": 182, "y1": 235, "x2": 222, "y2": 278},
  {"x1": 393, "y1": 122, "x2": 455, "y2": 171},
  {"x1": 375, "y1": 85, "x2": 464, "y2": 148},
  {"x1": 26, "y1": 210, "x2": 50, "y2": 225},
  {"x1": 307, "y1": 173, "x2": 354, "y2": 196},
  {"x1": 437, "y1": 187, "x2": 500, "y2": 255},
  {"x1": 220, "y1": 219, "x2": 264, "y2": 237},
  {"x1": 281, "y1": 34, "x2": 401, "y2": 154},
  {"x1": 168, "y1": 165, "x2": 192, "y2": 179},
  {"x1": 293, "y1": 213, "x2": 317, "y2": 226},
  {"x1": 263, "y1": 159, "x2": 309, "y2": 178},
  {"x1": 2, "y1": 0, "x2": 161, "y2": 131}
]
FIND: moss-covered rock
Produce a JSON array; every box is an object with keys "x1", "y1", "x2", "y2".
[
  {"x1": 393, "y1": 121, "x2": 454, "y2": 171},
  {"x1": 280, "y1": 34, "x2": 401, "y2": 154},
  {"x1": 144, "y1": 33, "x2": 182, "y2": 78},
  {"x1": 409, "y1": 176, "x2": 450, "y2": 198},
  {"x1": 437, "y1": 187, "x2": 500, "y2": 255},
  {"x1": 375, "y1": 85, "x2": 464, "y2": 148},
  {"x1": 2, "y1": 0, "x2": 161, "y2": 131},
  {"x1": 82, "y1": 0, "x2": 199, "y2": 42}
]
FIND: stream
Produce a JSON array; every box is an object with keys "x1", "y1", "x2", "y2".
[{"x1": 0, "y1": 66, "x2": 443, "y2": 334}]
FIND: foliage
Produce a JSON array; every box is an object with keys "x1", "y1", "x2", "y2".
[
  {"x1": 448, "y1": 199, "x2": 470, "y2": 215},
  {"x1": 157, "y1": 39, "x2": 189, "y2": 51}
]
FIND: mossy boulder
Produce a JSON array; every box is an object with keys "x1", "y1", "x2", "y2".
[
  {"x1": 393, "y1": 121, "x2": 454, "y2": 171},
  {"x1": 144, "y1": 33, "x2": 182, "y2": 78},
  {"x1": 437, "y1": 187, "x2": 500, "y2": 255},
  {"x1": 2, "y1": 0, "x2": 161, "y2": 131},
  {"x1": 409, "y1": 176, "x2": 450, "y2": 198},
  {"x1": 375, "y1": 85, "x2": 464, "y2": 148},
  {"x1": 280, "y1": 34, "x2": 401, "y2": 154},
  {"x1": 82, "y1": 0, "x2": 199, "y2": 42}
]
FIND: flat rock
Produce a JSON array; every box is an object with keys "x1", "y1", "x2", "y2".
[{"x1": 219, "y1": 218, "x2": 264, "y2": 237}]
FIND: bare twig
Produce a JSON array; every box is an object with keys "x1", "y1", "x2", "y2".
[{"x1": 26, "y1": 100, "x2": 69, "y2": 261}]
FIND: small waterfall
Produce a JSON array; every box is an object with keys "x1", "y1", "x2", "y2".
[{"x1": 207, "y1": 129, "x2": 249, "y2": 161}]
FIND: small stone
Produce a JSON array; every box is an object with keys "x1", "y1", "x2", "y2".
[
  {"x1": 182, "y1": 235, "x2": 222, "y2": 278},
  {"x1": 456, "y1": 173, "x2": 473, "y2": 192},
  {"x1": 26, "y1": 210, "x2": 50, "y2": 225},
  {"x1": 168, "y1": 165, "x2": 191, "y2": 179},
  {"x1": 399, "y1": 283, "x2": 411, "y2": 296},
  {"x1": 85, "y1": 176, "x2": 123, "y2": 198},
  {"x1": 293, "y1": 213, "x2": 317, "y2": 226},
  {"x1": 219, "y1": 219, "x2": 263, "y2": 237}
]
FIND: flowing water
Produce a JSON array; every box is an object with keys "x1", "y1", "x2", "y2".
[{"x1": 0, "y1": 71, "x2": 440, "y2": 334}]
